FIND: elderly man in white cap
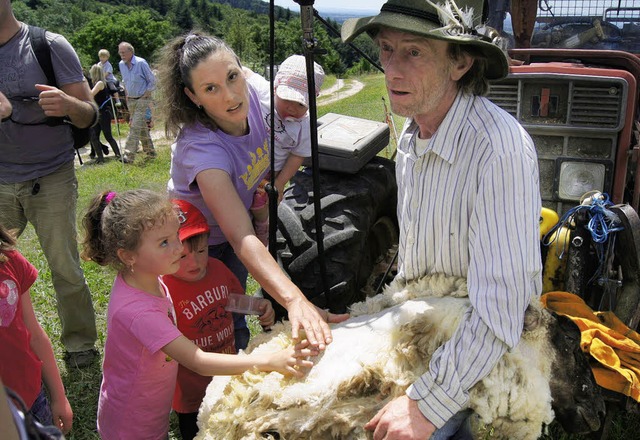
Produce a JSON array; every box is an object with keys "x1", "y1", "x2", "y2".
[{"x1": 342, "y1": 1, "x2": 542, "y2": 439}]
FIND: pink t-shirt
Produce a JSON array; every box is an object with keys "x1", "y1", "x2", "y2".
[{"x1": 97, "y1": 274, "x2": 183, "y2": 440}]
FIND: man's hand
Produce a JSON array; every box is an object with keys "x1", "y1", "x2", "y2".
[
  {"x1": 0, "y1": 91, "x2": 13, "y2": 120},
  {"x1": 365, "y1": 395, "x2": 436, "y2": 440},
  {"x1": 35, "y1": 82, "x2": 95, "y2": 128},
  {"x1": 35, "y1": 84, "x2": 73, "y2": 117}
]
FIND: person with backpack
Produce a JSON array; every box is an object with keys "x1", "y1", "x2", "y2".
[{"x1": 0, "y1": 0, "x2": 100, "y2": 369}]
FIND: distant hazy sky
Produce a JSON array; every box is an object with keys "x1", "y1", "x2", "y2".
[{"x1": 272, "y1": 0, "x2": 385, "y2": 13}]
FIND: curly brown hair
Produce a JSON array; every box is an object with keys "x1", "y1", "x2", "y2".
[{"x1": 81, "y1": 189, "x2": 176, "y2": 272}]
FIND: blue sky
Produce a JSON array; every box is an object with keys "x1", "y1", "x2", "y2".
[{"x1": 272, "y1": 0, "x2": 385, "y2": 13}]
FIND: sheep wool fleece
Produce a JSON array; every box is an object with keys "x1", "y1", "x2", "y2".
[{"x1": 195, "y1": 274, "x2": 556, "y2": 440}]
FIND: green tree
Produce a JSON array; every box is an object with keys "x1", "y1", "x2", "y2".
[
  {"x1": 71, "y1": 9, "x2": 175, "y2": 70},
  {"x1": 174, "y1": 0, "x2": 193, "y2": 32}
]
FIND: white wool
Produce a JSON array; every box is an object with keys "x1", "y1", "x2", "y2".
[{"x1": 196, "y1": 275, "x2": 555, "y2": 440}]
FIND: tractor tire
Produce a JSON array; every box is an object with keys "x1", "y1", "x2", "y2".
[{"x1": 266, "y1": 156, "x2": 398, "y2": 319}]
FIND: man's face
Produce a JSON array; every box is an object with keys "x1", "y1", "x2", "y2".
[
  {"x1": 376, "y1": 28, "x2": 458, "y2": 119},
  {"x1": 118, "y1": 46, "x2": 133, "y2": 64}
]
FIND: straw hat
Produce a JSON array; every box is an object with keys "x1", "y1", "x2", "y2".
[{"x1": 341, "y1": 0, "x2": 509, "y2": 80}]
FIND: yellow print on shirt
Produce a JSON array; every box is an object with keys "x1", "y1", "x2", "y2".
[{"x1": 240, "y1": 139, "x2": 270, "y2": 189}]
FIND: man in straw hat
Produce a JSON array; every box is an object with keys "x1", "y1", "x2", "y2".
[{"x1": 342, "y1": 1, "x2": 542, "y2": 438}]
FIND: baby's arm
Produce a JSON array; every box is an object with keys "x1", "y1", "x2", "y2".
[
  {"x1": 163, "y1": 335, "x2": 317, "y2": 377},
  {"x1": 22, "y1": 291, "x2": 73, "y2": 434},
  {"x1": 275, "y1": 154, "x2": 305, "y2": 202}
]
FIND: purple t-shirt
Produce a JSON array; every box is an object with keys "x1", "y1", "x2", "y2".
[
  {"x1": 97, "y1": 274, "x2": 182, "y2": 440},
  {"x1": 168, "y1": 81, "x2": 271, "y2": 245}
]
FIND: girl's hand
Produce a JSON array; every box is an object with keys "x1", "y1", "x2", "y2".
[
  {"x1": 258, "y1": 300, "x2": 275, "y2": 329},
  {"x1": 267, "y1": 340, "x2": 318, "y2": 377},
  {"x1": 50, "y1": 396, "x2": 74, "y2": 434}
]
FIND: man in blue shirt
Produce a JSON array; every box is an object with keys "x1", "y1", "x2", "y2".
[{"x1": 118, "y1": 41, "x2": 156, "y2": 163}]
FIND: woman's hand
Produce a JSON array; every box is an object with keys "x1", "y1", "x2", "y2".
[
  {"x1": 266, "y1": 340, "x2": 318, "y2": 377},
  {"x1": 286, "y1": 299, "x2": 350, "y2": 350}
]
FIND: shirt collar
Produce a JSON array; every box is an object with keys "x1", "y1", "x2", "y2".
[{"x1": 407, "y1": 91, "x2": 474, "y2": 165}]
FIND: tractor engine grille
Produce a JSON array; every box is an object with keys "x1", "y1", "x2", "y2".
[{"x1": 487, "y1": 73, "x2": 628, "y2": 215}]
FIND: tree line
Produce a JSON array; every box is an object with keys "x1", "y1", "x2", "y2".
[{"x1": 13, "y1": 0, "x2": 380, "y2": 78}]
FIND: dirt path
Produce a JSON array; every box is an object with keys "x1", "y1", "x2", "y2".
[{"x1": 317, "y1": 78, "x2": 365, "y2": 106}]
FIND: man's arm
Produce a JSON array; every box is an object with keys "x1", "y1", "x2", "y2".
[
  {"x1": 35, "y1": 81, "x2": 97, "y2": 128},
  {"x1": 141, "y1": 60, "x2": 156, "y2": 98},
  {"x1": 37, "y1": 34, "x2": 97, "y2": 128}
]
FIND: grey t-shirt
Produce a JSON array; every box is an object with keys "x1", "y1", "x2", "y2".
[{"x1": 0, "y1": 23, "x2": 85, "y2": 182}]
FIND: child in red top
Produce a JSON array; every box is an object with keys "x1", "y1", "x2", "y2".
[
  {"x1": 0, "y1": 223, "x2": 73, "y2": 434},
  {"x1": 162, "y1": 199, "x2": 275, "y2": 440}
]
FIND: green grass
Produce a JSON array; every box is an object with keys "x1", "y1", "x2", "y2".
[
  {"x1": 20, "y1": 73, "x2": 640, "y2": 439},
  {"x1": 322, "y1": 74, "x2": 337, "y2": 90}
]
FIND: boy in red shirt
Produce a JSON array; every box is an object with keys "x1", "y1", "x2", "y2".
[{"x1": 163, "y1": 199, "x2": 275, "y2": 439}]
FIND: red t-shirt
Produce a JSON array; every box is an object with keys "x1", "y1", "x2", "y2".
[
  {"x1": 163, "y1": 257, "x2": 243, "y2": 413},
  {"x1": 0, "y1": 250, "x2": 40, "y2": 407}
]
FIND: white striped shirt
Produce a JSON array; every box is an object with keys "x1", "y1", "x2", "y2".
[{"x1": 397, "y1": 91, "x2": 543, "y2": 428}]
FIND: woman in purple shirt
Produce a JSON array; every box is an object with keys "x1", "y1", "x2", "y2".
[{"x1": 156, "y1": 33, "x2": 347, "y2": 351}]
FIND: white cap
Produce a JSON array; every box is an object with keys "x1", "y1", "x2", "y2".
[{"x1": 274, "y1": 55, "x2": 325, "y2": 108}]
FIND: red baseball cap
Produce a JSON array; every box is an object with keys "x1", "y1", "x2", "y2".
[{"x1": 172, "y1": 199, "x2": 210, "y2": 241}]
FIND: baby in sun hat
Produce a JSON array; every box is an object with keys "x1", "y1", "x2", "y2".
[
  {"x1": 272, "y1": 54, "x2": 325, "y2": 193},
  {"x1": 247, "y1": 54, "x2": 325, "y2": 246}
]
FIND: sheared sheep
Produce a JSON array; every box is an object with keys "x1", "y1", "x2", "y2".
[{"x1": 195, "y1": 274, "x2": 604, "y2": 439}]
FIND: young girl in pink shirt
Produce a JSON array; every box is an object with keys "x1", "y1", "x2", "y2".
[
  {"x1": 0, "y1": 223, "x2": 73, "y2": 435},
  {"x1": 81, "y1": 189, "x2": 316, "y2": 440}
]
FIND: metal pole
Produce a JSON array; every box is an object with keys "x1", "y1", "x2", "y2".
[
  {"x1": 294, "y1": 0, "x2": 331, "y2": 307},
  {"x1": 267, "y1": 0, "x2": 278, "y2": 256}
]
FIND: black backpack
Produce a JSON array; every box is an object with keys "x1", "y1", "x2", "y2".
[{"x1": 28, "y1": 25, "x2": 91, "y2": 151}]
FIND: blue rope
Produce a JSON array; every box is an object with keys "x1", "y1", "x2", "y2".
[
  {"x1": 542, "y1": 193, "x2": 623, "y2": 257},
  {"x1": 542, "y1": 193, "x2": 623, "y2": 286}
]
